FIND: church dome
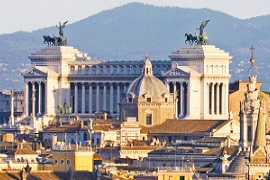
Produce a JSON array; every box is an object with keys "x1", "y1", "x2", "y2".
[{"x1": 126, "y1": 56, "x2": 169, "y2": 100}]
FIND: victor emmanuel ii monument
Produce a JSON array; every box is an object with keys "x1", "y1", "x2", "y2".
[{"x1": 21, "y1": 20, "x2": 232, "y2": 132}]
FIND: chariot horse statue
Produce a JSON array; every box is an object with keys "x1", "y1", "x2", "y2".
[
  {"x1": 43, "y1": 21, "x2": 68, "y2": 46},
  {"x1": 185, "y1": 20, "x2": 210, "y2": 45}
]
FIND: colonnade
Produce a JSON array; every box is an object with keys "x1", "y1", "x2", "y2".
[
  {"x1": 208, "y1": 82, "x2": 226, "y2": 115},
  {"x1": 70, "y1": 82, "x2": 130, "y2": 116},
  {"x1": 166, "y1": 81, "x2": 188, "y2": 118},
  {"x1": 24, "y1": 81, "x2": 46, "y2": 117}
]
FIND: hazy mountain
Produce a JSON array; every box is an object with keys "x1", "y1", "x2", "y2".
[{"x1": 1, "y1": 3, "x2": 270, "y2": 90}]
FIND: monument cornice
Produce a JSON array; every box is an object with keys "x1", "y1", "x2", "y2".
[
  {"x1": 68, "y1": 76, "x2": 136, "y2": 81},
  {"x1": 68, "y1": 75, "x2": 139, "y2": 80},
  {"x1": 68, "y1": 61, "x2": 100, "y2": 65},
  {"x1": 202, "y1": 74, "x2": 231, "y2": 79}
]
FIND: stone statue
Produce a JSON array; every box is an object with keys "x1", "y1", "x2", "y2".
[
  {"x1": 56, "y1": 21, "x2": 68, "y2": 37},
  {"x1": 199, "y1": 20, "x2": 210, "y2": 36},
  {"x1": 244, "y1": 75, "x2": 260, "y2": 111},
  {"x1": 57, "y1": 100, "x2": 72, "y2": 115},
  {"x1": 185, "y1": 33, "x2": 197, "y2": 45},
  {"x1": 43, "y1": 21, "x2": 68, "y2": 46},
  {"x1": 185, "y1": 20, "x2": 210, "y2": 45},
  {"x1": 248, "y1": 76, "x2": 257, "y2": 92}
]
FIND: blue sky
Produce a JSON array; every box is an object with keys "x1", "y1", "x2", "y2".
[{"x1": 1, "y1": 0, "x2": 270, "y2": 34}]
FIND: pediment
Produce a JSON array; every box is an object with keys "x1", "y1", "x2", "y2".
[
  {"x1": 23, "y1": 68, "x2": 47, "y2": 77},
  {"x1": 162, "y1": 68, "x2": 189, "y2": 77}
]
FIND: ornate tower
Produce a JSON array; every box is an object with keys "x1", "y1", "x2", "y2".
[{"x1": 239, "y1": 46, "x2": 261, "y2": 151}]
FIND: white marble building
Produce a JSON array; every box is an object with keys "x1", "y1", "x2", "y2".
[{"x1": 21, "y1": 44, "x2": 232, "y2": 130}]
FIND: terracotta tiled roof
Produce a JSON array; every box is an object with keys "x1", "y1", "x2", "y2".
[
  {"x1": 140, "y1": 126, "x2": 149, "y2": 134},
  {"x1": 196, "y1": 137, "x2": 227, "y2": 143},
  {"x1": 203, "y1": 146, "x2": 237, "y2": 156},
  {"x1": 121, "y1": 146, "x2": 159, "y2": 150},
  {"x1": 147, "y1": 119, "x2": 227, "y2": 134},
  {"x1": 15, "y1": 147, "x2": 38, "y2": 155},
  {"x1": 0, "y1": 170, "x2": 95, "y2": 180},
  {"x1": 43, "y1": 120, "x2": 83, "y2": 133},
  {"x1": 92, "y1": 120, "x2": 121, "y2": 131}
]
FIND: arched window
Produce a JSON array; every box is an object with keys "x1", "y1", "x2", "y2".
[{"x1": 54, "y1": 159, "x2": 58, "y2": 166}]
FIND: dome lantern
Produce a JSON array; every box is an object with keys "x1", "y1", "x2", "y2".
[{"x1": 143, "y1": 55, "x2": 153, "y2": 75}]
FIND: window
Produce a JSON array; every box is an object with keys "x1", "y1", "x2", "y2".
[
  {"x1": 54, "y1": 159, "x2": 58, "y2": 166},
  {"x1": 146, "y1": 98, "x2": 151, "y2": 102},
  {"x1": 85, "y1": 66, "x2": 89, "y2": 71},
  {"x1": 67, "y1": 159, "x2": 71, "y2": 166},
  {"x1": 248, "y1": 126, "x2": 252, "y2": 141},
  {"x1": 96, "y1": 138, "x2": 100, "y2": 145},
  {"x1": 60, "y1": 159, "x2": 64, "y2": 166},
  {"x1": 146, "y1": 114, "x2": 152, "y2": 125},
  {"x1": 128, "y1": 97, "x2": 133, "y2": 103},
  {"x1": 165, "y1": 97, "x2": 168, "y2": 102},
  {"x1": 78, "y1": 66, "x2": 82, "y2": 71},
  {"x1": 70, "y1": 66, "x2": 75, "y2": 72},
  {"x1": 92, "y1": 66, "x2": 96, "y2": 73}
]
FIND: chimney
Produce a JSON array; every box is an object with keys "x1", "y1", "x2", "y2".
[
  {"x1": 52, "y1": 134, "x2": 58, "y2": 148},
  {"x1": 227, "y1": 136, "x2": 230, "y2": 148}
]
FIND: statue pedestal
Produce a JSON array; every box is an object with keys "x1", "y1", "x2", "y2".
[{"x1": 58, "y1": 115, "x2": 70, "y2": 123}]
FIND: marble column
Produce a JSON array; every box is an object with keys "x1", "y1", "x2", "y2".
[
  {"x1": 186, "y1": 81, "x2": 189, "y2": 116},
  {"x1": 206, "y1": 82, "x2": 210, "y2": 115},
  {"x1": 74, "y1": 83, "x2": 78, "y2": 114},
  {"x1": 123, "y1": 83, "x2": 127, "y2": 97},
  {"x1": 224, "y1": 83, "x2": 228, "y2": 115},
  {"x1": 38, "y1": 82, "x2": 42, "y2": 115},
  {"x1": 24, "y1": 81, "x2": 29, "y2": 116},
  {"x1": 216, "y1": 83, "x2": 220, "y2": 114},
  {"x1": 103, "y1": 83, "x2": 107, "y2": 111},
  {"x1": 110, "y1": 83, "x2": 114, "y2": 114},
  {"x1": 180, "y1": 82, "x2": 183, "y2": 115},
  {"x1": 173, "y1": 82, "x2": 177, "y2": 118},
  {"x1": 211, "y1": 83, "x2": 215, "y2": 115},
  {"x1": 32, "y1": 82, "x2": 36, "y2": 118},
  {"x1": 45, "y1": 81, "x2": 48, "y2": 114},
  {"x1": 10, "y1": 90, "x2": 14, "y2": 126},
  {"x1": 82, "y1": 83, "x2": 85, "y2": 114},
  {"x1": 221, "y1": 83, "x2": 224, "y2": 115},
  {"x1": 89, "y1": 83, "x2": 92, "y2": 114},
  {"x1": 96, "y1": 83, "x2": 100, "y2": 112},
  {"x1": 117, "y1": 83, "x2": 120, "y2": 114}
]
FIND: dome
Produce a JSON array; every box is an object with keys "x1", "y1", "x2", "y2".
[
  {"x1": 126, "y1": 56, "x2": 169, "y2": 99},
  {"x1": 227, "y1": 153, "x2": 248, "y2": 173}
]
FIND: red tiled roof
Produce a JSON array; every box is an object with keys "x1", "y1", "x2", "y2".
[
  {"x1": 204, "y1": 146, "x2": 237, "y2": 156},
  {"x1": 147, "y1": 119, "x2": 227, "y2": 134},
  {"x1": 15, "y1": 147, "x2": 38, "y2": 155},
  {"x1": 121, "y1": 146, "x2": 159, "y2": 150},
  {"x1": 0, "y1": 170, "x2": 95, "y2": 180}
]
